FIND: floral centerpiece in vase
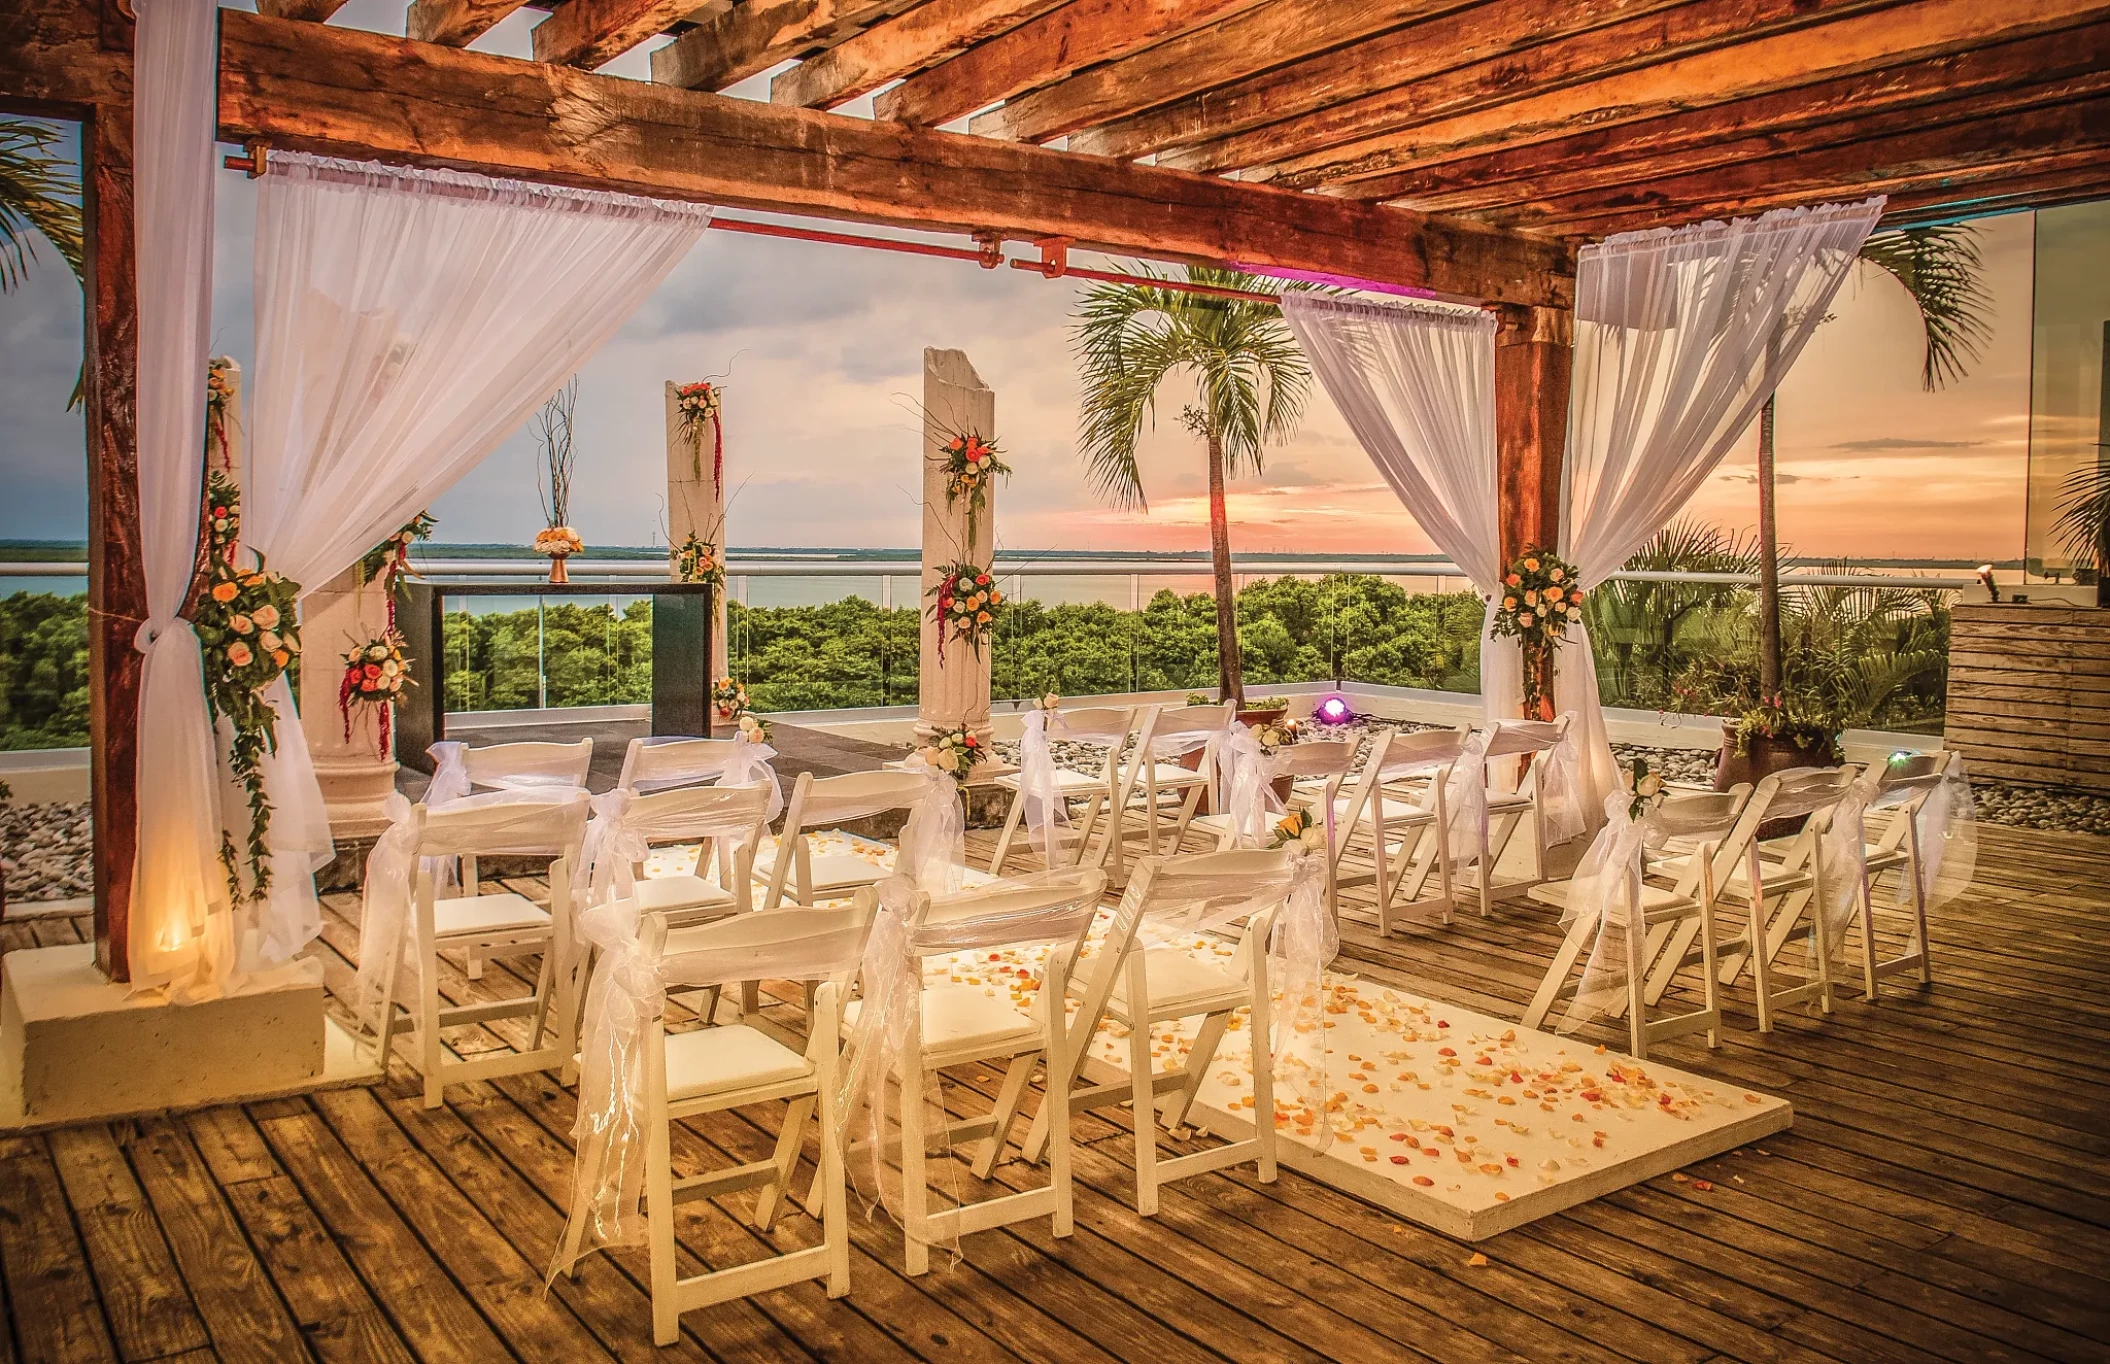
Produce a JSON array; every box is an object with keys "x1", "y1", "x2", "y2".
[
  {"x1": 1489, "y1": 544, "x2": 1585, "y2": 719},
  {"x1": 927, "y1": 561, "x2": 1001, "y2": 661},
  {"x1": 533, "y1": 377, "x2": 583, "y2": 583}
]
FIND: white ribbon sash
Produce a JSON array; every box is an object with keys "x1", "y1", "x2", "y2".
[{"x1": 1017, "y1": 708, "x2": 1073, "y2": 861}]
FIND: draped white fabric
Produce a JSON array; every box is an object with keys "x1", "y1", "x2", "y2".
[
  {"x1": 127, "y1": 0, "x2": 229, "y2": 995},
  {"x1": 1278, "y1": 296, "x2": 1524, "y2": 720},
  {"x1": 243, "y1": 153, "x2": 712, "y2": 963},
  {"x1": 1554, "y1": 199, "x2": 1885, "y2": 814}
]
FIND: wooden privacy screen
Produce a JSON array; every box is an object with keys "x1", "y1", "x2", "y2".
[{"x1": 1944, "y1": 603, "x2": 2110, "y2": 794}]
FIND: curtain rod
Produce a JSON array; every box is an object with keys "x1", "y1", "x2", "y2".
[{"x1": 222, "y1": 140, "x2": 1297, "y2": 305}]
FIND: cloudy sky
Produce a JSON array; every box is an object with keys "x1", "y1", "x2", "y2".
[{"x1": 0, "y1": 1, "x2": 2041, "y2": 563}]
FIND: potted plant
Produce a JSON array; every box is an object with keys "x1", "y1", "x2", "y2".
[{"x1": 1238, "y1": 694, "x2": 1291, "y2": 728}]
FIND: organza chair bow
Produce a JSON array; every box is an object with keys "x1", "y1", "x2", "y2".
[
  {"x1": 617, "y1": 732, "x2": 784, "y2": 822},
  {"x1": 988, "y1": 704, "x2": 1146, "y2": 877}
]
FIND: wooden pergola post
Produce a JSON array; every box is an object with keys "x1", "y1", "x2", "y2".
[{"x1": 1494, "y1": 303, "x2": 1574, "y2": 721}]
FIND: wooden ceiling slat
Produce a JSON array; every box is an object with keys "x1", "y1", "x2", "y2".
[
  {"x1": 215, "y1": 10, "x2": 1574, "y2": 305},
  {"x1": 407, "y1": 0, "x2": 537, "y2": 47},
  {"x1": 652, "y1": 0, "x2": 904, "y2": 92},
  {"x1": 1240, "y1": 0, "x2": 2110, "y2": 192},
  {"x1": 0, "y1": 0, "x2": 128, "y2": 112},
  {"x1": 533, "y1": 0, "x2": 710, "y2": 67},
  {"x1": 1340, "y1": 23, "x2": 2110, "y2": 209},
  {"x1": 771, "y1": 0, "x2": 1067, "y2": 110},
  {"x1": 871, "y1": 0, "x2": 1263, "y2": 129},
  {"x1": 972, "y1": 0, "x2": 1467, "y2": 148},
  {"x1": 1149, "y1": 0, "x2": 1898, "y2": 177},
  {"x1": 1511, "y1": 97, "x2": 2110, "y2": 235},
  {"x1": 1878, "y1": 163, "x2": 2110, "y2": 228},
  {"x1": 258, "y1": 0, "x2": 351, "y2": 21}
]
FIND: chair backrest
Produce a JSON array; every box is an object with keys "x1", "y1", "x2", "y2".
[
  {"x1": 418, "y1": 789, "x2": 590, "y2": 859},
  {"x1": 1653, "y1": 784, "x2": 1752, "y2": 897},
  {"x1": 1143, "y1": 701, "x2": 1235, "y2": 752},
  {"x1": 780, "y1": 768, "x2": 935, "y2": 832},
  {"x1": 1481, "y1": 715, "x2": 1570, "y2": 760},
  {"x1": 461, "y1": 739, "x2": 593, "y2": 791},
  {"x1": 618, "y1": 736, "x2": 740, "y2": 793},
  {"x1": 916, "y1": 868, "x2": 1109, "y2": 961},
  {"x1": 1873, "y1": 751, "x2": 1948, "y2": 801},
  {"x1": 649, "y1": 901, "x2": 877, "y2": 993},
  {"x1": 1761, "y1": 765, "x2": 1863, "y2": 824},
  {"x1": 1052, "y1": 706, "x2": 1139, "y2": 749},
  {"x1": 1376, "y1": 725, "x2": 1471, "y2": 779},
  {"x1": 1069, "y1": 849, "x2": 1294, "y2": 1027}
]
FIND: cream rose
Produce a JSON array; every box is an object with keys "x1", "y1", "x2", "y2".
[{"x1": 253, "y1": 604, "x2": 280, "y2": 629}]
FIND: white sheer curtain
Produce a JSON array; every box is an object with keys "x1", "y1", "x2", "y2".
[
  {"x1": 1555, "y1": 198, "x2": 1885, "y2": 812},
  {"x1": 1279, "y1": 296, "x2": 1520, "y2": 714},
  {"x1": 127, "y1": 0, "x2": 228, "y2": 995},
  {"x1": 241, "y1": 154, "x2": 714, "y2": 962}
]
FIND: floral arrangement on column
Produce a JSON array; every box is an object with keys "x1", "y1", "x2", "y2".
[
  {"x1": 712, "y1": 677, "x2": 750, "y2": 724},
  {"x1": 735, "y1": 712, "x2": 770, "y2": 744},
  {"x1": 675, "y1": 380, "x2": 723, "y2": 485},
  {"x1": 359, "y1": 511, "x2": 435, "y2": 594},
  {"x1": 1489, "y1": 544, "x2": 1584, "y2": 719},
  {"x1": 190, "y1": 476, "x2": 303, "y2": 904},
  {"x1": 204, "y1": 357, "x2": 236, "y2": 472},
  {"x1": 916, "y1": 724, "x2": 986, "y2": 775},
  {"x1": 673, "y1": 531, "x2": 724, "y2": 586},
  {"x1": 926, "y1": 560, "x2": 1002, "y2": 661},
  {"x1": 339, "y1": 633, "x2": 413, "y2": 758},
  {"x1": 938, "y1": 430, "x2": 1008, "y2": 552},
  {"x1": 534, "y1": 377, "x2": 583, "y2": 583}
]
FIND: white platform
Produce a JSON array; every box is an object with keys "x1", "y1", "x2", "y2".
[{"x1": 0, "y1": 943, "x2": 381, "y2": 1132}]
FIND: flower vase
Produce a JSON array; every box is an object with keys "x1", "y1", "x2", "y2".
[{"x1": 546, "y1": 551, "x2": 569, "y2": 585}]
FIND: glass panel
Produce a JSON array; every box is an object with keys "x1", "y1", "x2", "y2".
[{"x1": 2026, "y1": 202, "x2": 2110, "y2": 581}]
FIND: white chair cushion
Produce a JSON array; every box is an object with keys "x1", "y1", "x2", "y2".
[
  {"x1": 635, "y1": 874, "x2": 734, "y2": 914},
  {"x1": 845, "y1": 983, "x2": 1040, "y2": 1060},
  {"x1": 1084, "y1": 947, "x2": 1244, "y2": 1016},
  {"x1": 752, "y1": 838, "x2": 894, "y2": 892},
  {"x1": 664, "y1": 1025, "x2": 814, "y2": 1101},
  {"x1": 434, "y1": 892, "x2": 549, "y2": 938},
  {"x1": 995, "y1": 768, "x2": 1107, "y2": 794}
]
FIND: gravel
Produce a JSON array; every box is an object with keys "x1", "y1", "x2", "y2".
[{"x1": 2, "y1": 801, "x2": 93, "y2": 903}]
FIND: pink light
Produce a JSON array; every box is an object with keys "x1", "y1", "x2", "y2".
[{"x1": 1316, "y1": 695, "x2": 1354, "y2": 725}]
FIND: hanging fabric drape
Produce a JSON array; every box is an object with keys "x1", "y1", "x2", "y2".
[
  {"x1": 1556, "y1": 199, "x2": 1884, "y2": 814},
  {"x1": 127, "y1": 0, "x2": 229, "y2": 996},
  {"x1": 243, "y1": 153, "x2": 713, "y2": 964},
  {"x1": 1279, "y1": 296, "x2": 1521, "y2": 719}
]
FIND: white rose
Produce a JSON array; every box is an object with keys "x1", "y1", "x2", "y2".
[
  {"x1": 1042, "y1": 692, "x2": 1060, "y2": 710},
  {"x1": 382, "y1": 660, "x2": 399, "y2": 678},
  {"x1": 936, "y1": 748, "x2": 961, "y2": 773},
  {"x1": 1637, "y1": 773, "x2": 1664, "y2": 798},
  {"x1": 1299, "y1": 826, "x2": 1327, "y2": 852},
  {"x1": 252, "y1": 604, "x2": 280, "y2": 629},
  {"x1": 739, "y1": 714, "x2": 759, "y2": 733}
]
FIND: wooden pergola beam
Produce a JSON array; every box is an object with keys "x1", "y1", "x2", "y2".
[
  {"x1": 770, "y1": 0, "x2": 1063, "y2": 111},
  {"x1": 257, "y1": 0, "x2": 351, "y2": 21},
  {"x1": 1518, "y1": 100, "x2": 2110, "y2": 235},
  {"x1": 651, "y1": 0, "x2": 900, "y2": 93},
  {"x1": 1150, "y1": 0, "x2": 1901, "y2": 177},
  {"x1": 1339, "y1": 22, "x2": 2110, "y2": 210},
  {"x1": 1877, "y1": 162, "x2": 2110, "y2": 228},
  {"x1": 974, "y1": 0, "x2": 1460, "y2": 148},
  {"x1": 407, "y1": 0, "x2": 536, "y2": 46},
  {"x1": 0, "y1": 0, "x2": 129, "y2": 113},
  {"x1": 872, "y1": 0, "x2": 1260, "y2": 129},
  {"x1": 533, "y1": 0, "x2": 704, "y2": 68},
  {"x1": 217, "y1": 10, "x2": 1574, "y2": 307}
]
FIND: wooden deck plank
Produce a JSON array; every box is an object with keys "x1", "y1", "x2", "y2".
[
  {"x1": 0, "y1": 1136, "x2": 122, "y2": 1364},
  {"x1": 45, "y1": 1127, "x2": 211, "y2": 1362}
]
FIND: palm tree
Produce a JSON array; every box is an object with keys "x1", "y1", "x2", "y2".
[
  {"x1": 1755, "y1": 225, "x2": 1993, "y2": 696},
  {"x1": 1071, "y1": 265, "x2": 1315, "y2": 704},
  {"x1": 1, "y1": 118, "x2": 86, "y2": 407}
]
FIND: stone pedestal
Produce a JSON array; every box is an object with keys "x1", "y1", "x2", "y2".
[
  {"x1": 666, "y1": 381, "x2": 729, "y2": 691},
  {"x1": 300, "y1": 568, "x2": 399, "y2": 839},
  {"x1": 917, "y1": 348, "x2": 996, "y2": 746},
  {"x1": 0, "y1": 944, "x2": 376, "y2": 1130}
]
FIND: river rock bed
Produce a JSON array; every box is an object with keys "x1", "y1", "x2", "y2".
[{"x1": 1, "y1": 800, "x2": 93, "y2": 903}]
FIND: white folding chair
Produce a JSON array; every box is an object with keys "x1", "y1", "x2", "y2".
[
  {"x1": 1118, "y1": 702, "x2": 1235, "y2": 861},
  {"x1": 987, "y1": 705, "x2": 1147, "y2": 877},
  {"x1": 558, "y1": 902, "x2": 873, "y2": 1345},
  {"x1": 1462, "y1": 716, "x2": 1574, "y2": 915},
  {"x1": 841, "y1": 868, "x2": 1105, "y2": 1275},
  {"x1": 758, "y1": 769, "x2": 942, "y2": 911},
  {"x1": 1024, "y1": 848, "x2": 1293, "y2": 1215},
  {"x1": 430, "y1": 738, "x2": 593, "y2": 979},
  {"x1": 596, "y1": 783, "x2": 773, "y2": 922},
  {"x1": 1315, "y1": 726, "x2": 1473, "y2": 932},
  {"x1": 1851, "y1": 752, "x2": 1954, "y2": 999},
  {"x1": 1522, "y1": 785, "x2": 1751, "y2": 1058},
  {"x1": 368, "y1": 789, "x2": 591, "y2": 1108}
]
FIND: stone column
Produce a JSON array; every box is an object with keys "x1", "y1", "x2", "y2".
[
  {"x1": 917, "y1": 349, "x2": 995, "y2": 745},
  {"x1": 665, "y1": 381, "x2": 728, "y2": 690},
  {"x1": 298, "y1": 572, "x2": 400, "y2": 839}
]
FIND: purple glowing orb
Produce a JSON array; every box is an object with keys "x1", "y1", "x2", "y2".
[{"x1": 1315, "y1": 695, "x2": 1354, "y2": 725}]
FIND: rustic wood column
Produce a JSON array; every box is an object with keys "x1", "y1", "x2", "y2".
[
  {"x1": 664, "y1": 380, "x2": 727, "y2": 695},
  {"x1": 83, "y1": 97, "x2": 145, "y2": 982},
  {"x1": 1494, "y1": 303, "x2": 1573, "y2": 721},
  {"x1": 917, "y1": 348, "x2": 994, "y2": 745}
]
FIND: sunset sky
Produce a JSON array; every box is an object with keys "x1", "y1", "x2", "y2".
[{"x1": 0, "y1": 1, "x2": 2043, "y2": 566}]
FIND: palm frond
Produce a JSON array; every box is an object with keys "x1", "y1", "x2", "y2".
[
  {"x1": 0, "y1": 119, "x2": 83, "y2": 294},
  {"x1": 1858, "y1": 225, "x2": 1993, "y2": 390},
  {"x1": 2052, "y1": 461, "x2": 2110, "y2": 567}
]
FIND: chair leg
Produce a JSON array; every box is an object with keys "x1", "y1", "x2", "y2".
[
  {"x1": 1160, "y1": 1013, "x2": 1227, "y2": 1132},
  {"x1": 1168, "y1": 785, "x2": 1205, "y2": 854},
  {"x1": 465, "y1": 947, "x2": 484, "y2": 981},
  {"x1": 819, "y1": 1064, "x2": 850, "y2": 1298},
  {"x1": 1749, "y1": 894, "x2": 1775, "y2": 1034},
  {"x1": 419, "y1": 958, "x2": 447, "y2": 1111},
  {"x1": 1856, "y1": 871, "x2": 1880, "y2": 1002},
  {"x1": 647, "y1": 1116, "x2": 680, "y2": 1346},
  {"x1": 1127, "y1": 1003, "x2": 1160, "y2": 1216},
  {"x1": 899, "y1": 1064, "x2": 931, "y2": 1277},
  {"x1": 989, "y1": 789, "x2": 1028, "y2": 875},
  {"x1": 1249, "y1": 953, "x2": 1276, "y2": 1185},
  {"x1": 1626, "y1": 901, "x2": 1650, "y2": 1061},
  {"x1": 1521, "y1": 915, "x2": 1594, "y2": 1032},
  {"x1": 756, "y1": 1095, "x2": 816, "y2": 1231},
  {"x1": 970, "y1": 1053, "x2": 1036, "y2": 1179}
]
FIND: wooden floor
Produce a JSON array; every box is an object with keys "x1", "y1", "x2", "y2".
[{"x1": 4, "y1": 819, "x2": 2109, "y2": 1363}]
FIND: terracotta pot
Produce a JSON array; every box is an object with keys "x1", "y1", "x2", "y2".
[
  {"x1": 1237, "y1": 707, "x2": 1288, "y2": 728},
  {"x1": 1713, "y1": 721, "x2": 1841, "y2": 838}
]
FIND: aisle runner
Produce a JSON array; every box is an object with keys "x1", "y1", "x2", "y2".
[{"x1": 649, "y1": 833, "x2": 1792, "y2": 1240}]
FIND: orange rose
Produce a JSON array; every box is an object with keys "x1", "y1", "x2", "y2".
[{"x1": 211, "y1": 580, "x2": 239, "y2": 603}]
